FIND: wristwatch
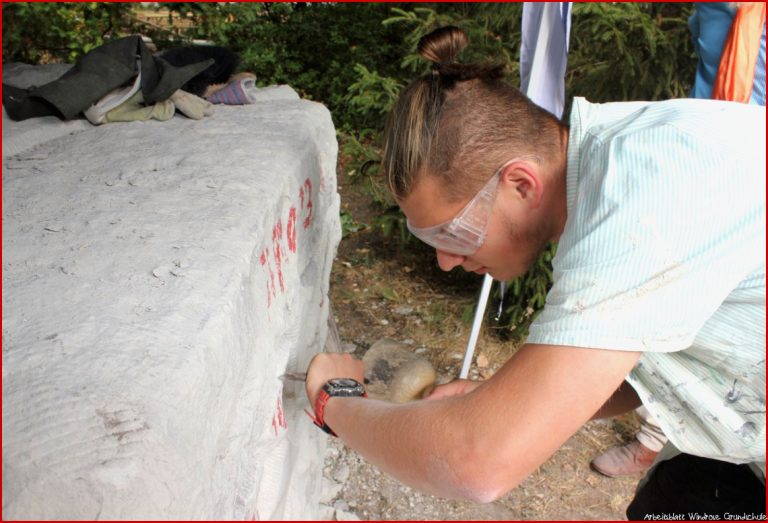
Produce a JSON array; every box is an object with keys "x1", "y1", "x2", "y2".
[{"x1": 306, "y1": 378, "x2": 367, "y2": 436}]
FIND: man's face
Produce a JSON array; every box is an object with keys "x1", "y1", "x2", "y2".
[{"x1": 399, "y1": 170, "x2": 550, "y2": 282}]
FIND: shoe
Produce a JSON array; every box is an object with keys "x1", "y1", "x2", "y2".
[{"x1": 590, "y1": 440, "x2": 659, "y2": 478}]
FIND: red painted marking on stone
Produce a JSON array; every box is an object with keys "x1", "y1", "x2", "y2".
[
  {"x1": 302, "y1": 178, "x2": 313, "y2": 229},
  {"x1": 277, "y1": 396, "x2": 287, "y2": 430},
  {"x1": 272, "y1": 219, "x2": 285, "y2": 292},
  {"x1": 261, "y1": 178, "x2": 319, "y2": 307},
  {"x1": 287, "y1": 207, "x2": 297, "y2": 253},
  {"x1": 272, "y1": 396, "x2": 288, "y2": 437},
  {"x1": 269, "y1": 262, "x2": 277, "y2": 305},
  {"x1": 261, "y1": 248, "x2": 275, "y2": 307}
]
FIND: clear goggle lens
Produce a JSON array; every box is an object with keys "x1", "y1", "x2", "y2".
[{"x1": 406, "y1": 171, "x2": 500, "y2": 256}]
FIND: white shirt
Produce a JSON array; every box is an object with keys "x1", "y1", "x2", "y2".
[{"x1": 527, "y1": 97, "x2": 766, "y2": 466}]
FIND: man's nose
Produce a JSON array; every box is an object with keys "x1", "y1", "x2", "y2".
[{"x1": 436, "y1": 250, "x2": 465, "y2": 271}]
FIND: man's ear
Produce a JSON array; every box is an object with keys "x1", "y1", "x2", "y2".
[{"x1": 499, "y1": 160, "x2": 544, "y2": 208}]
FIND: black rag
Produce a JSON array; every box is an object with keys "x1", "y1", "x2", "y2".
[{"x1": 2, "y1": 35, "x2": 214, "y2": 121}]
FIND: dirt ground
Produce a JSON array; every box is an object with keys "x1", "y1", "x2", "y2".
[{"x1": 319, "y1": 168, "x2": 643, "y2": 520}]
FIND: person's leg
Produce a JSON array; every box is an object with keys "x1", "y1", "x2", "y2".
[
  {"x1": 591, "y1": 407, "x2": 666, "y2": 477},
  {"x1": 634, "y1": 406, "x2": 667, "y2": 452},
  {"x1": 626, "y1": 453, "x2": 766, "y2": 520}
]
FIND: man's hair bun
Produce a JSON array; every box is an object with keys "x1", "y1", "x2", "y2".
[
  {"x1": 418, "y1": 26, "x2": 468, "y2": 66},
  {"x1": 417, "y1": 26, "x2": 504, "y2": 82}
]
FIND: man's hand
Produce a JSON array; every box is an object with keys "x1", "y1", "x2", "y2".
[
  {"x1": 305, "y1": 352, "x2": 365, "y2": 407},
  {"x1": 424, "y1": 378, "x2": 482, "y2": 400}
]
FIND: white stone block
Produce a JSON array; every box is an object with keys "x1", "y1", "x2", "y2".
[{"x1": 2, "y1": 95, "x2": 340, "y2": 519}]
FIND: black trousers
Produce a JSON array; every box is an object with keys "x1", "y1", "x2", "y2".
[{"x1": 627, "y1": 453, "x2": 766, "y2": 520}]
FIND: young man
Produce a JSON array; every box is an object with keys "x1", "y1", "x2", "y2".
[{"x1": 304, "y1": 27, "x2": 766, "y2": 517}]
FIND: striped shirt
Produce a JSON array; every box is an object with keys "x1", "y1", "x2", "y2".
[{"x1": 527, "y1": 97, "x2": 766, "y2": 467}]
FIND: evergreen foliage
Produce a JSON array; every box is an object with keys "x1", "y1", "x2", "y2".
[
  {"x1": 2, "y1": 2, "x2": 134, "y2": 63},
  {"x1": 2, "y1": 2, "x2": 698, "y2": 340}
]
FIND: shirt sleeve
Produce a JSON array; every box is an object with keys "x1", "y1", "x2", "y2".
[{"x1": 527, "y1": 119, "x2": 765, "y2": 352}]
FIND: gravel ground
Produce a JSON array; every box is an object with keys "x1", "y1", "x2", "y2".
[{"x1": 318, "y1": 413, "x2": 642, "y2": 520}]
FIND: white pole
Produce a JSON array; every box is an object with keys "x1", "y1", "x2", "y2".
[
  {"x1": 459, "y1": 273, "x2": 494, "y2": 379},
  {"x1": 458, "y1": 2, "x2": 570, "y2": 381}
]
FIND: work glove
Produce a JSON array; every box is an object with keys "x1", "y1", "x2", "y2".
[
  {"x1": 103, "y1": 90, "x2": 175, "y2": 123},
  {"x1": 170, "y1": 89, "x2": 215, "y2": 120}
]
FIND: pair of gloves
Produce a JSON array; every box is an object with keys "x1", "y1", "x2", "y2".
[{"x1": 98, "y1": 89, "x2": 214, "y2": 124}]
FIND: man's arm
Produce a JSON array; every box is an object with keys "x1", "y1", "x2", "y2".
[
  {"x1": 306, "y1": 344, "x2": 640, "y2": 503},
  {"x1": 591, "y1": 380, "x2": 642, "y2": 420}
]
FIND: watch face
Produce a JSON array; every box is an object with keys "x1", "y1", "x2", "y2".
[
  {"x1": 332, "y1": 378, "x2": 359, "y2": 388},
  {"x1": 325, "y1": 378, "x2": 365, "y2": 397}
]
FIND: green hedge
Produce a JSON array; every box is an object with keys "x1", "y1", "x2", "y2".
[{"x1": 2, "y1": 2, "x2": 697, "y2": 340}]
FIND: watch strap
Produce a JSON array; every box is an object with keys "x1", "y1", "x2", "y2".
[
  {"x1": 305, "y1": 389, "x2": 337, "y2": 436},
  {"x1": 305, "y1": 382, "x2": 368, "y2": 437}
]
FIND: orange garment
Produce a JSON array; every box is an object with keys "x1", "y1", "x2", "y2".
[{"x1": 712, "y1": 2, "x2": 767, "y2": 103}]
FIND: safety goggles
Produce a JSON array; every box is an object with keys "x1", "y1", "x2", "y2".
[{"x1": 406, "y1": 163, "x2": 505, "y2": 256}]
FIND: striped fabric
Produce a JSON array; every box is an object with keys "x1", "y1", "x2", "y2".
[
  {"x1": 527, "y1": 97, "x2": 766, "y2": 467},
  {"x1": 207, "y1": 78, "x2": 256, "y2": 105}
]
